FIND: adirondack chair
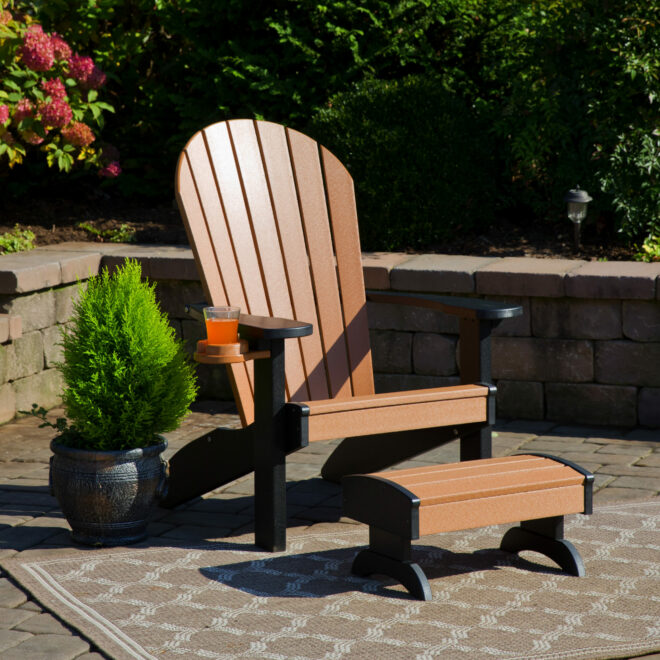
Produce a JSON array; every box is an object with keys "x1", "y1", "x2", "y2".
[{"x1": 162, "y1": 119, "x2": 523, "y2": 552}]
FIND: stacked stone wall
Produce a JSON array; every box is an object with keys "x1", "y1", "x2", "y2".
[{"x1": 1, "y1": 244, "x2": 659, "y2": 429}]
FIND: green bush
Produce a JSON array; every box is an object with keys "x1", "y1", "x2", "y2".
[
  {"x1": 477, "y1": 1, "x2": 660, "y2": 238},
  {"x1": 58, "y1": 259, "x2": 197, "y2": 450},
  {"x1": 599, "y1": 127, "x2": 660, "y2": 242},
  {"x1": 310, "y1": 75, "x2": 500, "y2": 251},
  {"x1": 0, "y1": 223, "x2": 34, "y2": 253},
  {"x1": 17, "y1": 0, "x2": 660, "y2": 245},
  {"x1": 33, "y1": 0, "x2": 423, "y2": 195},
  {"x1": 0, "y1": 5, "x2": 117, "y2": 176}
]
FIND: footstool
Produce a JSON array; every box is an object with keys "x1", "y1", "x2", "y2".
[{"x1": 342, "y1": 454, "x2": 594, "y2": 600}]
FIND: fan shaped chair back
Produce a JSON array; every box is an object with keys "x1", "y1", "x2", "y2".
[{"x1": 176, "y1": 119, "x2": 374, "y2": 425}]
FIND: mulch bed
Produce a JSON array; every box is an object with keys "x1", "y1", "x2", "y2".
[{"x1": 0, "y1": 194, "x2": 637, "y2": 261}]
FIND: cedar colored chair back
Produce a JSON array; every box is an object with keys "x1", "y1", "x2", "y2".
[{"x1": 176, "y1": 119, "x2": 374, "y2": 424}]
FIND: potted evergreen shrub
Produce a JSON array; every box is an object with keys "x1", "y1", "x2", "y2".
[{"x1": 35, "y1": 259, "x2": 197, "y2": 546}]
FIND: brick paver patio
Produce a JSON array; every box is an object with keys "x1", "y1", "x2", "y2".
[{"x1": 0, "y1": 403, "x2": 657, "y2": 659}]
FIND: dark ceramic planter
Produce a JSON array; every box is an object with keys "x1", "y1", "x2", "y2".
[{"x1": 49, "y1": 438, "x2": 168, "y2": 546}]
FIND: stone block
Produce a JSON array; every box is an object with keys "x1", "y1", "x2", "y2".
[
  {"x1": 42, "y1": 325, "x2": 64, "y2": 368},
  {"x1": 475, "y1": 258, "x2": 584, "y2": 298},
  {"x1": 0, "y1": 289, "x2": 55, "y2": 332},
  {"x1": 532, "y1": 299, "x2": 621, "y2": 339},
  {"x1": 361, "y1": 252, "x2": 412, "y2": 290},
  {"x1": 366, "y1": 301, "x2": 458, "y2": 334},
  {"x1": 59, "y1": 252, "x2": 102, "y2": 283},
  {"x1": 412, "y1": 333, "x2": 457, "y2": 376},
  {"x1": 8, "y1": 315, "x2": 21, "y2": 340},
  {"x1": 595, "y1": 341, "x2": 660, "y2": 386},
  {"x1": 369, "y1": 330, "x2": 412, "y2": 374},
  {"x1": 169, "y1": 318, "x2": 183, "y2": 340},
  {"x1": 374, "y1": 373, "x2": 460, "y2": 393},
  {"x1": 0, "y1": 314, "x2": 21, "y2": 342},
  {"x1": 565, "y1": 261, "x2": 660, "y2": 299},
  {"x1": 546, "y1": 382, "x2": 637, "y2": 427},
  {"x1": 492, "y1": 337, "x2": 593, "y2": 382},
  {"x1": 622, "y1": 301, "x2": 660, "y2": 341},
  {"x1": 12, "y1": 368, "x2": 64, "y2": 413},
  {"x1": 154, "y1": 280, "x2": 206, "y2": 320},
  {"x1": 390, "y1": 254, "x2": 498, "y2": 294},
  {"x1": 181, "y1": 318, "x2": 206, "y2": 353},
  {"x1": 0, "y1": 344, "x2": 7, "y2": 384},
  {"x1": 489, "y1": 297, "x2": 531, "y2": 337},
  {"x1": 195, "y1": 363, "x2": 234, "y2": 400},
  {"x1": 0, "y1": 382, "x2": 15, "y2": 424},
  {"x1": 148, "y1": 253, "x2": 199, "y2": 281},
  {"x1": 496, "y1": 380, "x2": 544, "y2": 420},
  {"x1": 0, "y1": 251, "x2": 62, "y2": 294},
  {"x1": 638, "y1": 388, "x2": 660, "y2": 428},
  {"x1": 7, "y1": 331, "x2": 44, "y2": 381},
  {"x1": 54, "y1": 283, "x2": 84, "y2": 324}
]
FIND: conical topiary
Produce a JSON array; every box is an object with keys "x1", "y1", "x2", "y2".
[{"x1": 58, "y1": 258, "x2": 197, "y2": 450}]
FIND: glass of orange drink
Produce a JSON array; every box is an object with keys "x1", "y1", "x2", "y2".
[{"x1": 203, "y1": 306, "x2": 240, "y2": 345}]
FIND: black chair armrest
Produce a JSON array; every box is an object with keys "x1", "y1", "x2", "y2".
[
  {"x1": 239, "y1": 314, "x2": 313, "y2": 340},
  {"x1": 365, "y1": 290, "x2": 522, "y2": 320},
  {"x1": 185, "y1": 302, "x2": 313, "y2": 340}
]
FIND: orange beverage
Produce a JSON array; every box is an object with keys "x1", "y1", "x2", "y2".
[
  {"x1": 205, "y1": 318, "x2": 239, "y2": 345},
  {"x1": 203, "y1": 306, "x2": 240, "y2": 344}
]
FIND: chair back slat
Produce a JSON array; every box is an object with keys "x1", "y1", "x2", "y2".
[
  {"x1": 255, "y1": 121, "x2": 327, "y2": 401},
  {"x1": 176, "y1": 119, "x2": 375, "y2": 422},
  {"x1": 287, "y1": 127, "x2": 352, "y2": 400},
  {"x1": 321, "y1": 146, "x2": 375, "y2": 397},
  {"x1": 229, "y1": 121, "x2": 309, "y2": 402},
  {"x1": 178, "y1": 129, "x2": 255, "y2": 424},
  {"x1": 203, "y1": 122, "x2": 269, "y2": 314}
]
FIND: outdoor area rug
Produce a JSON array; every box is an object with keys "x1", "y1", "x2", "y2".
[{"x1": 2, "y1": 499, "x2": 659, "y2": 660}]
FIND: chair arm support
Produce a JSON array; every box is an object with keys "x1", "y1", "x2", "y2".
[
  {"x1": 365, "y1": 291, "x2": 522, "y2": 321},
  {"x1": 185, "y1": 302, "x2": 313, "y2": 340},
  {"x1": 366, "y1": 291, "x2": 523, "y2": 383}
]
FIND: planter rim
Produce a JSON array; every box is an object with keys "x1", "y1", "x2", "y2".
[{"x1": 50, "y1": 436, "x2": 167, "y2": 461}]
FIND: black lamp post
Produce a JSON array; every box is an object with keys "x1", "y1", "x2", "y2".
[{"x1": 564, "y1": 186, "x2": 592, "y2": 251}]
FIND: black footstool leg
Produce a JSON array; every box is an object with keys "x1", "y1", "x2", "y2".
[
  {"x1": 500, "y1": 516, "x2": 585, "y2": 577},
  {"x1": 351, "y1": 527, "x2": 432, "y2": 601}
]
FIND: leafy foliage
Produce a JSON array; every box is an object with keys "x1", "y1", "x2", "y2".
[
  {"x1": 310, "y1": 76, "x2": 499, "y2": 250},
  {"x1": 0, "y1": 223, "x2": 34, "y2": 253},
  {"x1": 77, "y1": 221, "x2": 136, "y2": 243},
  {"x1": 477, "y1": 1, "x2": 660, "y2": 239},
  {"x1": 58, "y1": 259, "x2": 197, "y2": 450},
  {"x1": 13, "y1": 0, "x2": 660, "y2": 245},
  {"x1": 635, "y1": 234, "x2": 660, "y2": 263},
  {"x1": 0, "y1": 3, "x2": 118, "y2": 175},
  {"x1": 600, "y1": 127, "x2": 660, "y2": 241}
]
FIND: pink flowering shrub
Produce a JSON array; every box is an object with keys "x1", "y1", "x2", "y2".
[
  {"x1": 0, "y1": 7, "x2": 118, "y2": 175},
  {"x1": 61, "y1": 121, "x2": 94, "y2": 147},
  {"x1": 98, "y1": 160, "x2": 121, "y2": 178}
]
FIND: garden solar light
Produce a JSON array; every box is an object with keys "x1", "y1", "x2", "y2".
[{"x1": 564, "y1": 186, "x2": 592, "y2": 250}]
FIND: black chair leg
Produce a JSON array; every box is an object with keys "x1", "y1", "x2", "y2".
[
  {"x1": 352, "y1": 549, "x2": 431, "y2": 601},
  {"x1": 460, "y1": 424, "x2": 492, "y2": 461},
  {"x1": 500, "y1": 516, "x2": 585, "y2": 577},
  {"x1": 254, "y1": 339, "x2": 287, "y2": 552},
  {"x1": 351, "y1": 527, "x2": 432, "y2": 601}
]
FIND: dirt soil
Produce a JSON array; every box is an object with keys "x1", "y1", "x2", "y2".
[{"x1": 0, "y1": 195, "x2": 637, "y2": 261}]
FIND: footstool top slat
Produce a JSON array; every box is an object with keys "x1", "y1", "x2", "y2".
[{"x1": 368, "y1": 454, "x2": 553, "y2": 480}]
